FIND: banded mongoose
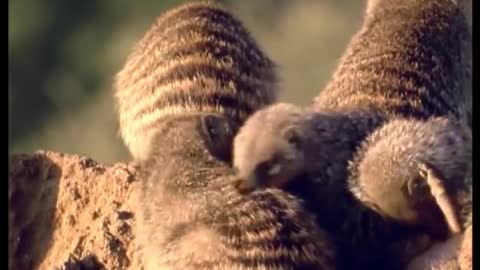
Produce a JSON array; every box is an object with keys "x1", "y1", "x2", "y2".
[
  {"x1": 137, "y1": 114, "x2": 336, "y2": 270},
  {"x1": 119, "y1": 2, "x2": 337, "y2": 269},
  {"x1": 232, "y1": 103, "x2": 414, "y2": 269},
  {"x1": 349, "y1": 117, "x2": 472, "y2": 239},
  {"x1": 343, "y1": 0, "x2": 472, "y2": 239},
  {"x1": 236, "y1": 0, "x2": 471, "y2": 217},
  {"x1": 233, "y1": 103, "x2": 384, "y2": 208},
  {"x1": 233, "y1": 0, "x2": 471, "y2": 268},
  {"x1": 113, "y1": 0, "x2": 278, "y2": 161}
]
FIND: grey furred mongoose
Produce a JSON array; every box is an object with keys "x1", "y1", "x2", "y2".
[
  {"x1": 232, "y1": 0, "x2": 471, "y2": 269},
  {"x1": 136, "y1": 114, "x2": 336, "y2": 269}
]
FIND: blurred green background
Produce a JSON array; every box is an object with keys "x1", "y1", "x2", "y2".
[{"x1": 9, "y1": 0, "x2": 366, "y2": 163}]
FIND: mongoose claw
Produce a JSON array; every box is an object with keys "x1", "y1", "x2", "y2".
[{"x1": 418, "y1": 162, "x2": 462, "y2": 234}]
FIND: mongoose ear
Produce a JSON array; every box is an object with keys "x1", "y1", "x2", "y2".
[{"x1": 200, "y1": 114, "x2": 238, "y2": 164}]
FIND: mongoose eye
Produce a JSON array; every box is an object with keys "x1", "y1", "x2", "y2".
[
  {"x1": 255, "y1": 160, "x2": 274, "y2": 184},
  {"x1": 407, "y1": 175, "x2": 430, "y2": 201},
  {"x1": 200, "y1": 114, "x2": 238, "y2": 164},
  {"x1": 284, "y1": 129, "x2": 301, "y2": 148},
  {"x1": 201, "y1": 114, "x2": 233, "y2": 140}
]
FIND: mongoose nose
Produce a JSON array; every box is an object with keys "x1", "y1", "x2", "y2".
[{"x1": 232, "y1": 175, "x2": 257, "y2": 194}]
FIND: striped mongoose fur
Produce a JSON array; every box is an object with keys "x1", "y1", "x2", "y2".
[
  {"x1": 349, "y1": 117, "x2": 472, "y2": 238},
  {"x1": 119, "y1": 1, "x2": 337, "y2": 269},
  {"x1": 313, "y1": 0, "x2": 470, "y2": 124},
  {"x1": 232, "y1": 0, "x2": 471, "y2": 268},
  {"x1": 232, "y1": 103, "x2": 418, "y2": 269},
  {"x1": 137, "y1": 114, "x2": 336, "y2": 269},
  {"x1": 114, "y1": 0, "x2": 278, "y2": 160},
  {"x1": 344, "y1": 0, "x2": 472, "y2": 238}
]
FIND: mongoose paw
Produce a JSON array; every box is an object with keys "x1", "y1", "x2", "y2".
[{"x1": 418, "y1": 162, "x2": 462, "y2": 234}]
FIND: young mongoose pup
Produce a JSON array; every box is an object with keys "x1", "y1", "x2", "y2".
[
  {"x1": 349, "y1": 117, "x2": 472, "y2": 239},
  {"x1": 113, "y1": 0, "x2": 279, "y2": 160},
  {"x1": 137, "y1": 113, "x2": 336, "y2": 270},
  {"x1": 233, "y1": 103, "x2": 384, "y2": 197}
]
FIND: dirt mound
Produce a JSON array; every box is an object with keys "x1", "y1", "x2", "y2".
[
  {"x1": 8, "y1": 151, "x2": 471, "y2": 270},
  {"x1": 9, "y1": 151, "x2": 142, "y2": 270}
]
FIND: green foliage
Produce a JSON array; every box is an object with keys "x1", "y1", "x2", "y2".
[{"x1": 9, "y1": 0, "x2": 364, "y2": 163}]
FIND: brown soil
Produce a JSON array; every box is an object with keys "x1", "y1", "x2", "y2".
[
  {"x1": 9, "y1": 151, "x2": 142, "y2": 270},
  {"x1": 8, "y1": 151, "x2": 471, "y2": 270}
]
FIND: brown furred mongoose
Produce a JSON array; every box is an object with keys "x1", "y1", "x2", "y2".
[
  {"x1": 233, "y1": 103, "x2": 384, "y2": 200},
  {"x1": 232, "y1": 102, "x2": 425, "y2": 269},
  {"x1": 235, "y1": 0, "x2": 471, "y2": 219},
  {"x1": 113, "y1": 0, "x2": 279, "y2": 161},
  {"x1": 121, "y1": 1, "x2": 337, "y2": 269},
  {"x1": 343, "y1": 0, "x2": 472, "y2": 239},
  {"x1": 136, "y1": 113, "x2": 336, "y2": 270}
]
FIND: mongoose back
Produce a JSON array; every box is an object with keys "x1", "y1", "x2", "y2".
[
  {"x1": 114, "y1": 1, "x2": 278, "y2": 160},
  {"x1": 313, "y1": 0, "x2": 471, "y2": 125},
  {"x1": 137, "y1": 113, "x2": 336, "y2": 270}
]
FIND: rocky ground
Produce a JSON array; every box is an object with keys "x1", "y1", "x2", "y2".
[
  {"x1": 8, "y1": 151, "x2": 471, "y2": 270},
  {"x1": 9, "y1": 151, "x2": 142, "y2": 270}
]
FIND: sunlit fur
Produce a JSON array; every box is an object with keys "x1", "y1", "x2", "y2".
[
  {"x1": 127, "y1": 2, "x2": 336, "y2": 269},
  {"x1": 114, "y1": 1, "x2": 279, "y2": 160},
  {"x1": 136, "y1": 114, "x2": 336, "y2": 270},
  {"x1": 233, "y1": 0, "x2": 471, "y2": 269},
  {"x1": 350, "y1": 117, "x2": 472, "y2": 237}
]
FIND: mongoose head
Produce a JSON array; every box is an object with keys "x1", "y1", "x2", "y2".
[
  {"x1": 232, "y1": 103, "x2": 307, "y2": 193},
  {"x1": 349, "y1": 117, "x2": 471, "y2": 238}
]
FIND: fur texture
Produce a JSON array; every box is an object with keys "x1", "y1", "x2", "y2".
[
  {"x1": 136, "y1": 114, "x2": 336, "y2": 270},
  {"x1": 114, "y1": 1, "x2": 279, "y2": 160}
]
